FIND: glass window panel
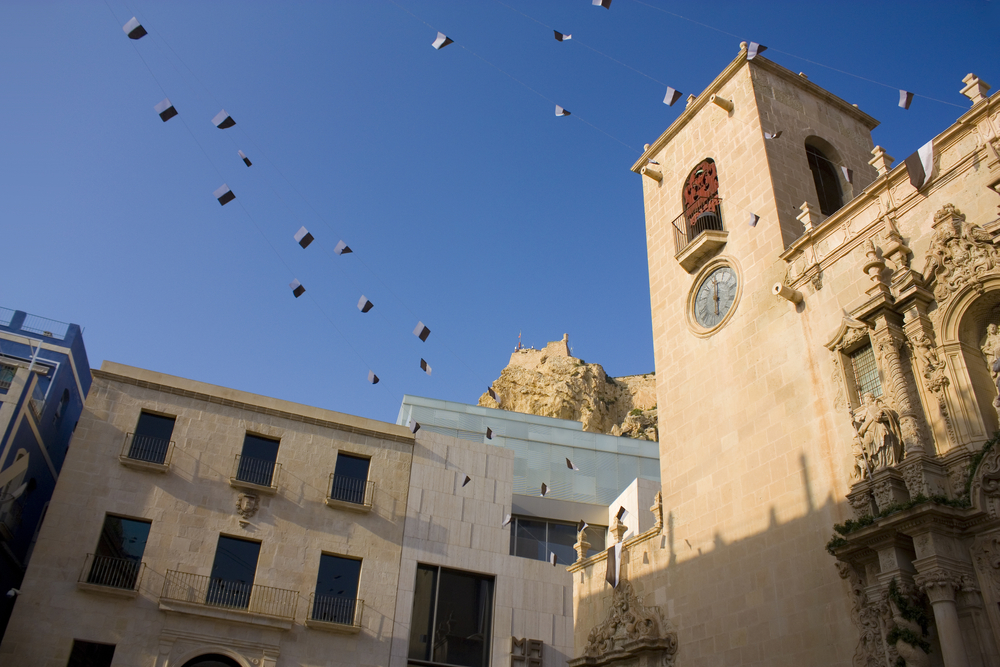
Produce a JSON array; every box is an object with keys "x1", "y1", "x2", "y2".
[
  {"x1": 237, "y1": 434, "x2": 279, "y2": 486},
  {"x1": 334, "y1": 453, "x2": 370, "y2": 480},
  {"x1": 851, "y1": 345, "x2": 882, "y2": 398},
  {"x1": 514, "y1": 518, "x2": 546, "y2": 561},
  {"x1": 331, "y1": 453, "x2": 370, "y2": 504},
  {"x1": 433, "y1": 569, "x2": 493, "y2": 667},
  {"x1": 95, "y1": 515, "x2": 151, "y2": 562},
  {"x1": 314, "y1": 554, "x2": 362, "y2": 624},
  {"x1": 408, "y1": 564, "x2": 438, "y2": 661},
  {"x1": 130, "y1": 412, "x2": 175, "y2": 463},
  {"x1": 208, "y1": 535, "x2": 260, "y2": 609},
  {"x1": 547, "y1": 522, "x2": 577, "y2": 566},
  {"x1": 586, "y1": 525, "x2": 607, "y2": 557}
]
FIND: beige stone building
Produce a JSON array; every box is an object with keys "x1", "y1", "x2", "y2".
[
  {"x1": 567, "y1": 45, "x2": 1000, "y2": 667},
  {"x1": 1, "y1": 362, "x2": 639, "y2": 667}
]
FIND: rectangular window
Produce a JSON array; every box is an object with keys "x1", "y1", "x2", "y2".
[
  {"x1": 87, "y1": 515, "x2": 151, "y2": 590},
  {"x1": 508, "y1": 516, "x2": 606, "y2": 564},
  {"x1": 312, "y1": 554, "x2": 362, "y2": 625},
  {"x1": 236, "y1": 433, "x2": 280, "y2": 487},
  {"x1": 127, "y1": 412, "x2": 175, "y2": 464},
  {"x1": 66, "y1": 639, "x2": 115, "y2": 667},
  {"x1": 408, "y1": 564, "x2": 494, "y2": 667},
  {"x1": 0, "y1": 364, "x2": 15, "y2": 391},
  {"x1": 850, "y1": 344, "x2": 882, "y2": 399},
  {"x1": 207, "y1": 535, "x2": 261, "y2": 610},
  {"x1": 330, "y1": 453, "x2": 370, "y2": 505}
]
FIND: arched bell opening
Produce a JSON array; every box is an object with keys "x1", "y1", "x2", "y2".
[
  {"x1": 804, "y1": 136, "x2": 848, "y2": 216},
  {"x1": 681, "y1": 158, "x2": 722, "y2": 242}
]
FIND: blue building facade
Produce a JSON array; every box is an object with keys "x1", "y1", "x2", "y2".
[{"x1": 0, "y1": 308, "x2": 91, "y2": 637}]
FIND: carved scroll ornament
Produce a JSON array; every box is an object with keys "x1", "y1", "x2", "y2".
[
  {"x1": 922, "y1": 204, "x2": 1000, "y2": 304},
  {"x1": 970, "y1": 440, "x2": 1000, "y2": 517},
  {"x1": 836, "y1": 562, "x2": 888, "y2": 667},
  {"x1": 570, "y1": 579, "x2": 678, "y2": 667}
]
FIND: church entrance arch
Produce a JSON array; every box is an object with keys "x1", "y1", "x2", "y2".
[{"x1": 180, "y1": 653, "x2": 245, "y2": 667}]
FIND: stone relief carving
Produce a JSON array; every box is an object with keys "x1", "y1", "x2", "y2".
[
  {"x1": 578, "y1": 579, "x2": 678, "y2": 667},
  {"x1": 907, "y1": 330, "x2": 958, "y2": 448},
  {"x1": 922, "y1": 204, "x2": 1000, "y2": 304},
  {"x1": 873, "y1": 332, "x2": 921, "y2": 453},
  {"x1": 236, "y1": 493, "x2": 260, "y2": 520},
  {"x1": 836, "y1": 562, "x2": 888, "y2": 667},
  {"x1": 970, "y1": 439, "x2": 1000, "y2": 517},
  {"x1": 574, "y1": 525, "x2": 592, "y2": 563},
  {"x1": 849, "y1": 393, "x2": 904, "y2": 478},
  {"x1": 971, "y1": 534, "x2": 1000, "y2": 597},
  {"x1": 832, "y1": 356, "x2": 847, "y2": 411},
  {"x1": 982, "y1": 323, "x2": 1000, "y2": 415}
]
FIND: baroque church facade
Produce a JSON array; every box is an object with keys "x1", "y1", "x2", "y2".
[{"x1": 568, "y1": 44, "x2": 1000, "y2": 667}]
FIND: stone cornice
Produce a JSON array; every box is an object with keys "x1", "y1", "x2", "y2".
[
  {"x1": 92, "y1": 367, "x2": 415, "y2": 446},
  {"x1": 780, "y1": 88, "x2": 1000, "y2": 274},
  {"x1": 567, "y1": 524, "x2": 663, "y2": 573}
]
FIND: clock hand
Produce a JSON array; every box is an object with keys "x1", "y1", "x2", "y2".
[{"x1": 713, "y1": 279, "x2": 719, "y2": 315}]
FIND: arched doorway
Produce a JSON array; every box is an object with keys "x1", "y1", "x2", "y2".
[{"x1": 180, "y1": 655, "x2": 244, "y2": 667}]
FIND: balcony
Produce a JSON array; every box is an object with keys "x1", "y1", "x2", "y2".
[
  {"x1": 325, "y1": 474, "x2": 374, "y2": 512},
  {"x1": 0, "y1": 364, "x2": 14, "y2": 391},
  {"x1": 77, "y1": 554, "x2": 144, "y2": 597},
  {"x1": 119, "y1": 433, "x2": 174, "y2": 473},
  {"x1": 229, "y1": 455, "x2": 280, "y2": 495},
  {"x1": 305, "y1": 593, "x2": 363, "y2": 634},
  {"x1": 159, "y1": 570, "x2": 297, "y2": 630},
  {"x1": 672, "y1": 197, "x2": 728, "y2": 273}
]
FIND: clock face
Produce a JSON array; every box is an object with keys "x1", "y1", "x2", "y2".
[{"x1": 694, "y1": 266, "x2": 738, "y2": 329}]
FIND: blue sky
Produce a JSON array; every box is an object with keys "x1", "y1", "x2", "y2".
[{"x1": 2, "y1": 1, "x2": 997, "y2": 423}]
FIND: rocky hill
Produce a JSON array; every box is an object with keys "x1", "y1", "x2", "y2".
[{"x1": 478, "y1": 334, "x2": 657, "y2": 440}]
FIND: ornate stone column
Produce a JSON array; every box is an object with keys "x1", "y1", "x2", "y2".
[
  {"x1": 914, "y1": 569, "x2": 971, "y2": 667},
  {"x1": 871, "y1": 317, "x2": 922, "y2": 455}
]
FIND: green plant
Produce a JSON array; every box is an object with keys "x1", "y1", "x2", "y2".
[
  {"x1": 629, "y1": 408, "x2": 643, "y2": 416},
  {"x1": 885, "y1": 579, "x2": 931, "y2": 656}
]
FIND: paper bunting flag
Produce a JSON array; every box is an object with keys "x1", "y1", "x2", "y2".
[
  {"x1": 420, "y1": 358, "x2": 432, "y2": 375},
  {"x1": 616, "y1": 506, "x2": 628, "y2": 521},
  {"x1": 647, "y1": 159, "x2": 659, "y2": 165},
  {"x1": 213, "y1": 184, "x2": 235, "y2": 206},
  {"x1": 333, "y1": 240, "x2": 352, "y2": 255},
  {"x1": 566, "y1": 458, "x2": 580, "y2": 471},
  {"x1": 502, "y1": 513, "x2": 512, "y2": 528},
  {"x1": 238, "y1": 150, "x2": 252, "y2": 167},
  {"x1": 841, "y1": 166, "x2": 854, "y2": 184},
  {"x1": 212, "y1": 110, "x2": 236, "y2": 129},
  {"x1": 899, "y1": 90, "x2": 914, "y2": 110},
  {"x1": 154, "y1": 98, "x2": 177, "y2": 122},
  {"x1": 358, "y1": 296, "x2": 374, "y2": 313},
  {"x1": 462, "y1": 475, "x2": 472, "y2": 487},
  {"x1": 577, "y1": 519, "x2": 589, "y2": 532},
  {"x1": 747, "y1": 42, "x2": 767, "y2": 60},
  {"x1": 663, "y1": 87, "x2": 683, "y2": 107},
  {"x1": 368, "y1": 370, "x2": 379, "y2": 385},
  {"x1": 764, "y1": 131, "x2": 782, "y2": 139},
  {"x1": 605, "y1": 542, "x2": 622, "y2": 587},
  {"x1": 549, "y1": 552, "x2": 558, "y2": 566},
  {"x1": 555, "y1": 105, "x2": 571, "y2": 117},
  {"x1": 432, "y1": 32, "x2": 453, "y2": 50},
  {"x1": 413, "y1": 322, "x2": 431, "y2": 342},
  {"x1": 123, "y1": 17, "x2": 147, "y2": 40},
  {"x1": 593, "y1": 0, "x2": 612, "y2": 8},
  {"x1": 289, "y1": 279, "x2": 305, "y2": 298},
  {"x1": 488, "y1": 387, "x2": 501, "y2": 406},
  {"x1": 904, "y1": 140, "x2": 934, "y2": 190},
  {"x1": 486, "y1": 427, "x2": 493, "y2": 440},
  {"x1": 409, "y1": 419, "x2": 420, "y2": 434},
  {"x1": 294, "y1": 226, "x2": 314, "y2": 249},
  {"x1": 554, "y1": 30, "x2": 571, "y2": 41},
  {"x1": 748, "y1": 212, "x2": 760, "y2": 228},
  {"x1": 540, "y1": 483, "x2": 549, "y2": 497}
]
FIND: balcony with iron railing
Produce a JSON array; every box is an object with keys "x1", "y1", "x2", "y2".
[
  {"x1": 0, "y1": 498, "x2": 24, "y2": 541},
  {"x1": 159, "y1": 570, "x2": 297, "y2": 630},
  {"x1": 119, "y1": 433, "x2": 174, "y2": 472},
  {"x1": 305, "y1": 593, "x2": 363, "y2": 633},
  {"x1": 77, "y1": 554, "x2": 144, "y2": 597},
  {"x1": 671, "y1": 196, "x2": 728, "y2": 273},
  {"x1": 229, "y1": 455, "x2": 280, "y2": 495},
  {"x1": 325, "y1": 474, "x2": 374, "y2": 512}
]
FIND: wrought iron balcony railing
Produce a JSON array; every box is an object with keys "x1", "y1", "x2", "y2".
[
  {"x1": 230, "y1": 455, "x2": 280, "y2": 492},
  {"x1": 160, "y1": 570, "x2": 298, "y2": 620},
  {"x1": 672, "y1": 197, "x2": 725, "y2": 255},
  {"x1": 327, "y1": 474, "x2": 374, "y2": 509},
  {"x1": 79, "y1": 554, "x2": 144, "y2": 592},
  {"x1": 120, "y1": 433, "x2": 174, "y2": 467},
  {"x1": 308, "y1": 593, "x2": 363, "y2": 628},
  {"x1": 0, "y1": 364, "x2": 15, "y2": 390}
]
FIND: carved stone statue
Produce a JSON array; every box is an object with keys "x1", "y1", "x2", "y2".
[
  {"x1": 922, "y1": 204, "x2": 1000, "y2": 303},
  {"x1": 650, "y1": 491, "x2": 663, "y2": 533},
  {"x1": 850, "y1": 392, "x2": 904, "y2": 474},
  {"x1": 982, "y1": 324, "x2": 1000, "y2": 409}
]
